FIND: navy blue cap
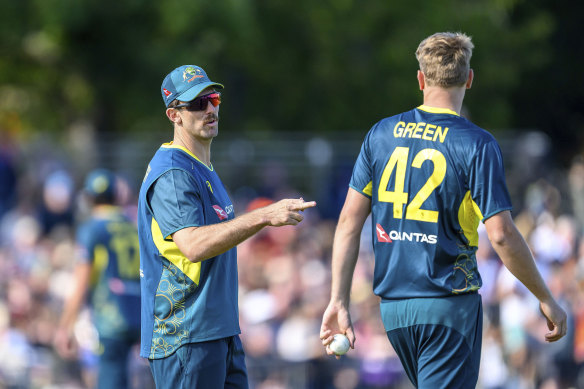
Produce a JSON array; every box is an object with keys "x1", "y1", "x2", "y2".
[
  {"x1": 84, "y1": 169, "x2": 116, "y2": 200},
  {"x1": 161, "y1": 65, "x2": 224, "y2": 107}
]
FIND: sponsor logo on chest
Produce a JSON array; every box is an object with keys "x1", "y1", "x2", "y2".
[
  {"x1": 212, "y1": 204, "x2": 234, "y2": 220},
  {"x1": 376, "y1": 223, "x2": 437, "y2": 244}
]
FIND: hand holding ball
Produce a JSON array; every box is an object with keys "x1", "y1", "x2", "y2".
[{"x1": 329, "y1": 334, "x2": 350, "y2": 356}]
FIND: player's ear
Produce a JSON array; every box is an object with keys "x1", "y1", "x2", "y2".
[
  {"x1": 417, "y1": 70, "x2": 425, "y2": 90},
  {"x1": 166, "y1": 107, "x2": 182, "y2": 124},
  {"x1": 466, "y1": 69, "x2": 474, "y2": 89}
]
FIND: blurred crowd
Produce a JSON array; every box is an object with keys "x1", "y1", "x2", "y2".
[{"x1": 1, "y1": 131, "x2": 584, "y2": 389}]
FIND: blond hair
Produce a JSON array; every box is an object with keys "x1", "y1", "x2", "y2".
[{"x1": 415, "y1": 32, "x2": 474, "y2": 87}]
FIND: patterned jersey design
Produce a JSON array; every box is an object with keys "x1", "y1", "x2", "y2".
[
  {"x1": 350, "y1": 106, "x2": 512, "y2": 299},
  {"x1": 138, "y1": 143, "x2": 240, "y2": 359}
]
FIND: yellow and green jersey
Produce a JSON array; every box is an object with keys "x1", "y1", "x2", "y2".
[
  {"x1": 77, "y1": 206, "x2": 141, "y2": 339},
  {"x1": 137, "y1": 143, "x2": 239, "y2": 359},
  {"x1": 350, "y1": 105, "x2": 512, "y2": 299}
]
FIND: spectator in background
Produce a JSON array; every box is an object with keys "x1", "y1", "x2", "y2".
[
  {"x1": 568, "y1": 156, "x2": 584, "y2": 231},
  {"x1": 38, "y1": 170, "x2": 75, "y2": 236},
  {"x1": 54, "y1": 169, "x2": 143, "y2": 389},
  {"x1": 0, "y1": 133, "x2": 17, "y2": 223}
]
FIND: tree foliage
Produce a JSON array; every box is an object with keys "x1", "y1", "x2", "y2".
[{"x1": 0, "y1": 0, "x2": 581, "y2": 161}]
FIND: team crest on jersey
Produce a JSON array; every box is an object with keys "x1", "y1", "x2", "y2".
[
  {"x1": 213, "y1": 205, "x2": 228, "y2": 220},
  {"x1": 183, "y1": 67, "x2": 204, "y2": 83}
]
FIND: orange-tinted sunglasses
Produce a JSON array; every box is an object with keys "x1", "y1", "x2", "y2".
[{"x1": 175, "y1": 92, "x2": 221, "y2": 111}]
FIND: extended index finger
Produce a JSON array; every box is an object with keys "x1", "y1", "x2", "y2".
[{"x1": 291, "y1": 201, "x2": 317, "y2": 211}]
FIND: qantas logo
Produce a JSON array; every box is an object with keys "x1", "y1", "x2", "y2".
[
  {"x1": 376, "y1": 223, "x2": 437, "y2": 244},
  {"x1": 163, "y1": 88, "x2": 172, "y2": 97},
  {"x1": 213, "y1": 205, "x2": 228, "y2": 220},
  {"x1": 376, "y1": 223, "x2": 392, "y2": 242}
]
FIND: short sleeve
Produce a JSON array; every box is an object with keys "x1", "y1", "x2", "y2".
[
  {"x1": 349, "y1": 130, "x2": 374, "y2": 198},
  {"x1": 469, "y1": 140, "x2": 513, "y2": 220},
  {"x1": 147, "y1": 169, "x2": 205, "y2": 239}
]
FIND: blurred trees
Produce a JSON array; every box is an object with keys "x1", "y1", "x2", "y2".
[
  {"x1": 0, "y1": 0, "x2": 581, "y2": 162},
  {"x1": 507, "y1": 0, "x2": 584, "y2": 165}
]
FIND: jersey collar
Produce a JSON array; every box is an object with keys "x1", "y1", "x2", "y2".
[
  {"x1": 417, "y1": 105, "x2": 460, "y2": 116},
  {"x1": 161, "y1": 142, "x2": 214, "y2": 171}
]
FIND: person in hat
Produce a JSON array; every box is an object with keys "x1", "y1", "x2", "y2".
[
  {"x1": 54, "y1": 169, "x2": 143, "y2": 389},
  {"x1": 319, "y1": 32, "x2": 567, "y2": 388},
  {"x1": 137, "y1": 65, "x2": 316, "y2": 387}
]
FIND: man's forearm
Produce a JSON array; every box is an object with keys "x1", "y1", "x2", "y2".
[
  {"x1": 330, "y1": 229, "x2": 361, "y2": 306},
  {"x1": 175, "y1": 210, "x2": 268, "y2": 262},
  {"x1": 486, "y1": 212, "x2": 554, "y2": 303},
  {"x1": 173, "y1": 198, "x2": 315, "y2": 263},
  {"x1": 494, "y1": 232, "x2": 553, "y2": 302},
  {"x1": 59, "y1": 263, "x2": 91, "y2": 330},
  {"x1": 329, "y1": 189, "x2": 372, "y2": 305}
]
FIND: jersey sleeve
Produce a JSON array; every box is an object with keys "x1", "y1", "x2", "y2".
[
  {"x1": 349, "y1": 129, "x2": 374, "y2": 198},
  {"x1": 469, "y1": 140, "x2": 513, "y2": 220},
  {"x1": 147, "y1": 169, "x2": 204, "y2": 239}
]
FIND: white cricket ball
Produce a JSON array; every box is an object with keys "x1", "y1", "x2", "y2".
[{"x1": 330, "y1": 334, "x2": 350, "y2": 356}]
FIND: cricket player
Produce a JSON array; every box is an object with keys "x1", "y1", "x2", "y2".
[
  {"x1": 138, "y1": 64, "x2": 315, "y2": 388},
  {"x1": 320, "y1": 32, "x2": 566, "y2": 388},
  {"x1": 55, "y1": 169, "x2": 141, "y2": 388}
]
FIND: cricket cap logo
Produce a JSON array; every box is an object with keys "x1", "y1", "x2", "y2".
[
  {"x1": 161, "y1": 64, "x2": 224, "y2": 108},
  {"x1": 183, "y1": 66, "x2": 204, "y2": 83}
]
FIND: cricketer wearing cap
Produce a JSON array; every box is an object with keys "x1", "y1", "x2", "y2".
[
  {"x1": 138, "y1": 65, "x2": 315, "y2": 388},
  {"x1": 54, "y1": 169, "x2": 142, "y2": 389},
  {"x1": 320, "y1": 32, "x2": 567, "y2": 388}
]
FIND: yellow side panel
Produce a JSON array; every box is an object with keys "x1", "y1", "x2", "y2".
[
  {"x1": 151, "y1": 219, "x2": 201, "y2": 285},
  {"x1": 457, "y1": 191, "x2": 483, "y2": 247}
]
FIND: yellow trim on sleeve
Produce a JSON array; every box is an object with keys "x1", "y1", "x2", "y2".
[
  {"x1": 363, "y1": 181, "x2": 373, "y2": 197},
  {"x1": 417, "y1": 105, "x2": 460, "y2": 116},
  {"x1": 457, "y1": 191, "x2": 483, "y2": 247},
  {"x1": 151, "y1": 218, "x2": 201, "y2": 285}
]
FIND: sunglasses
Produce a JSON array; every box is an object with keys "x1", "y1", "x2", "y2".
[{"x1": 174, "y1": 92, "x2": 221, "y2": 111}]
